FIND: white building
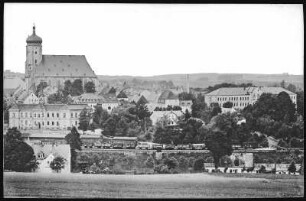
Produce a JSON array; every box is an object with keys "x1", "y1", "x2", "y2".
[{"x1": 205, "y1": 87, "x2": 297, "y2": 109}]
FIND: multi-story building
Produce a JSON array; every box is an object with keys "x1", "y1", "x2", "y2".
[
  {"x1": 205, "y1": 87, "x2": 297, "y2": 109},
  {"x1": 9, "y1": 104, "x2": 91, "y2": 130},
  {"x1": 72, "y1": 93, "x2": 119, "y2": 113}
]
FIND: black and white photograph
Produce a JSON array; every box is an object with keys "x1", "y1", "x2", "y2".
[{"x1": 3, "y1": 3, "x2": 304, "y2": 198}]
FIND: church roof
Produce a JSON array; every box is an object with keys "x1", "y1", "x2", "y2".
[
  {"x1": 26, "y1": 26, "x2": 42, "y2": 44},
  {"x1": 34, "y1": 55, "x2": 96, "y2": 78}
]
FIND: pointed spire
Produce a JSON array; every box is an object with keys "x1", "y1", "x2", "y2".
[{"x1": 33, "y1": 23, "x2": 36, "y2": 35}]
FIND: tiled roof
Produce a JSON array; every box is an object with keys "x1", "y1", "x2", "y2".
[
  {"x1": 67, "y1": 104, "x2": 90, "y2": 110},
  {"x1": 117, "y1": 91, "x2": 128, "y2": 98},
  {"x1": 158, "y1": 90, "x2": 178, "y2": 101},
  {"x1": 74, "y1": 93, "x2": 106, "y2": 103},
  {"x1": 44, "y1": 104, "x2": 69, "y2": 111},
  {"x1": 11, "y1": 104, "x2": 45, "y2": 111},
  {"x1": 34, "y1": 55, "x2": 96, "y2": 78},
  {"x1": 206, "y1": 87, "x2": 251, "y2": 96},
  {"x1": 260, "y1": 87, "x2": 295, "y2": 95},
  {"x1": 206, "y1": 86, "x2": 296, "y2": 96}
]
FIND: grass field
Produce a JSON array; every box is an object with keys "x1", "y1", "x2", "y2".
[{"x1": 4, "y1": 172, "x2": 304, "y2": 198}]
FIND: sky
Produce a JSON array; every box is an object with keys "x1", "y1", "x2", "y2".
[{"x1": 4, "y1": 4, "x2": 304, "y2": 76}]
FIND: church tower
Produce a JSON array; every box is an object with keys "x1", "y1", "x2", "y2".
[{"x1": 25, "y1": 25, "x2": 42, "y2": 91}]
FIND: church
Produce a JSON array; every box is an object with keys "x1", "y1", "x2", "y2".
[{"x1": 25, "y1": 25, "x2": 99, "y2": 91}]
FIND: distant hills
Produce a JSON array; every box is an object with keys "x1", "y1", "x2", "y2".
[
  {"x1": 3, "y1": 70, "x2": 303, "y2": 90},
  {"x1": 97, "y1": 73, "x2": 304, "y2": 90}
]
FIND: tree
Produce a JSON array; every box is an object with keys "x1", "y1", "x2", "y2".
[
  {"x1": 63, "y1": 80, "x2": 73, "y2": 96},
  {"x1": 35, "y1": 81, "x2": 48, "y2": 96},
  {"x1": 65, "y1": 127, "x2": 82, "y2": 171},
  {"x1": 205, "y1": 130, "x2": 233, "y2": 169},
  {"x1": 92, "y1": 106, "x2": 110, "y2": 128},
  {"x1": 296, "y1": 91, "x2": 304, "y2": 117},
  {"x1": 47, "y1": 90, "x2": 68, "y2": 104},
  {"x1": 223, "y1": 101, "x2": 233, "y2": 108},
  {"x1": 286, "y1": 83, "x2": 296, "y2": 93},
  {"x1": 178, "y1": 156, "x2": 189, "y2": 171},
  {"x1": 84, "y1": 81, "x2": 96, "y2": 93},
  {"x1": 78, "y1": 108, "x2": 91, "y2": 131},
  {"x1": 191, "y1": 94, "x2": 206, "y2": 118},
  {"x1": 288, "y1": 161, "x2": 296, "y2": 173},
  {"x1": 163, "y1": 157, "x2": 179, "y2": 170},
  {"x1": 274, "y1": 92, "x2": 296, "y2": 123},
  {"x1": 184, "y1": 109, "x2": 191, "y2": 120},
  {"x1": 71, "y1": 79, "x2": 83, "y2": 96},
  {"x1": 4, "y1": 127, "x2": 38, "y2": 172},
  {"x1": 210, "y1": 103, "x2": 222, "y2": 117},
  {"x1": 193, "y1": 158, "x2": 205, "y2": 172},
  {"x1": 145, "y1": 156, "x2": 155, "y2": 168},
  {"x1": 50, "y1": 156, "x2": 66, "y2": 173},
  {"x1": 65, "y1": 127, "x2": 82, "y2": 150}
]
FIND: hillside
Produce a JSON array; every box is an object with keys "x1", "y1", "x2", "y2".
[{"x1": 97, "y1": 73, "x2": 304, "y2": 90}]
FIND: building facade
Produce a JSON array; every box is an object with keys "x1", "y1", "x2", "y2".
[
  {"x1": 205, "y1": 87, "x2": 297, "y2": 110},
  {"x1": 9, "y1": 104, "x2": 91, "y2": 130},
  {"x1": 25, "y1": 25, "x2": 99, "y2": 91}
]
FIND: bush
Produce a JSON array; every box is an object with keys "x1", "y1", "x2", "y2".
[
  {"x1": 163, "y1": 157, "x2": 179, "y2": 170},
  {"x1": 178, "y1": 156, "x2": 189, "y2": 171},
  {"x1": 154, "y1": 164, "x2": 170, "y2": 174},
  {"x1": 193, "y1": 158, "x2": 204, "y2": 172},
  {"x1": 188, "y1": 157, "x2": 195, "y2": 168},
  {"x1": 259, "y1": 165, "x2": 266, "y2": 173},
  {"x1": 246, "y1": 166, "x2": 254, "y2": 172},
  {"x1": 288, "y1": 161, "x2": 296, "y2": 173},
  {"x1": 145, "y1": 156, "x2": 155, "y2": 168},
  {"x1": 224, "y1": 167, "x2": 228, "y2": 173},
  {"x1": 50, "y1": 156, "x2": 66, "y2": 173}
]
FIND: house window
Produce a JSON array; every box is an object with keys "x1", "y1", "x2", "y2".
[
  {"x1": 52, "y1": 113, "x2": 54, "y2": 117},
  {"x1": 63, "y1": 113, "x2": 66, "y2": 118},
  {"x1": 37, "y1": 152, "x2": 44, "y2": 159},
  {"x1": 52, "y1": 121, "x2": 54, "y2": 126},
  {"x1": 108, "y1": 106, "x2": 111, "y2": 110},
  {"x1": 71, "y1": 113, "x2": 73, "y2": 118},
  {"x1": 35, "y1": 59, "x2": 37, "y2": 64},
  {"x1": 34, "y1": 113, "x2": 36, "y2": 118},
  {"x1": 42, "y1": 113, "x2": 44, "y2": 118},
  {"x1": 42, "y1": 121, "x2": 44, "y2": 126},
  {"x1": 75, "y1": 113, "x2": 77, "y2": 118},
  {"x1": 47, "y1": 121, "x2": 49, "y2": 125},
  {"x1": 38, "y1": 114, "x2": 40, "y2": 118},
  {"x1": 35, "y1": 51, "x2": 37, "y2": 54},
  {"x1": 57, "y1": 122, "x2": 59, "y2": 126},
  {"x1": 75, "y1": 121, "x2": 78, "y2": 125},
  {"x1": 57, "y1": 113, "x2": 59, "y2": 118},
  {"x1": 47, "y1": 113, "x2": 49, "y2": 117}
]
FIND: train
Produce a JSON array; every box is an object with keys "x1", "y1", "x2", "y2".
[{"x1": 83, "y1": 136, "x2": 207, "y2": 150}]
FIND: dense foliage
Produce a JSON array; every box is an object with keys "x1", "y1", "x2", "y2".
[
  {"x1": 84, "y1": 81, "x2": 96, "y2": 93},
  {"x1": 4, "y1": 127, "x2": 38, "y2": 172},
  {"x1": 50, "y1": 156, "x2": 66, "y2": 173}
]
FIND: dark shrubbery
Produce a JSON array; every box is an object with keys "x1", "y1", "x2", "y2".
[
  {"x1": 145, "y1": 156, "x2": 155, "y2": 168},
  {"x1": 258, "y1": 165, "x2": 266, "y2": 173},
  {"x1": 288, "y1": 161, "x2": 296, "y2": 173},
  {"x1": 246, "y1": 166, "x2": 254, "y2": 172},
  {"x1": 193, "y1": 158, "x2": 205, "y2": 172},
  {"x1": 178, "y1": 156, "x2": 189, "y2": 171}
]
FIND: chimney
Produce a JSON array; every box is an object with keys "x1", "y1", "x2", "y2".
[{"x1": 186, "y1": 74, "x2": 190, "y2": 93}]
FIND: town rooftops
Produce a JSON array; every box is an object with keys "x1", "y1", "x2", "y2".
[
  {"x1": 73, "y1": 93, "x2": 106, "y2": 103},
  {"x1": 35, "y1": 55, "x2": 96, "y2": 78},
  {"x1": 158, "y1": 90, "x2": 178, "y2": 101}
]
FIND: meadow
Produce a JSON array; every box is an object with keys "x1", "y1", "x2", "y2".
[{"x1": 4, "y1": 172, "x2": 304, "y2": 198}]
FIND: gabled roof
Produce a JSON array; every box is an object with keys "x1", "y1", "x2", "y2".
[
  {"x1": 44, "y1": 104, "x2": 69, "y2": 111},
  {"x1": 117, "y1": 91, "x2": 128, "y2": 98},
  {"x1": 67, "y1": 104, "x2": 90, "y2": 110},
  {"x1": 158, "y1": 90, "x2": 178, "y2": 101},
  {"x1": 10, "y1": 104, "x2": 46, "y2": 111},
  {"x1": 35, "y1": 55, "x2": 96, "y2": 78},
  {"x1": 74, "y1": 93, "x2": 106, "y2": 103},
  {"x1": 206, "y1": 87, "x2": 251, "y2": 96}
]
